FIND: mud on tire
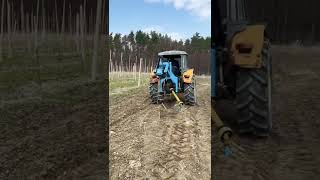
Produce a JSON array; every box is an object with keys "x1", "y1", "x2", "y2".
[
  {"x1": 149, "y1": 83, "x2": 159, "y2": 104},
  {"x1": 235, "y1": 40, "x2": 272, "y2": 137},
  {"x1": 183, "y1": 77, "x2": 196, "y2": 105}
]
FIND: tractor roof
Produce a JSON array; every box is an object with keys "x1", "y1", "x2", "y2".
[{"x1": 158, "y1": 50, "x2": 188, "y2": 56}]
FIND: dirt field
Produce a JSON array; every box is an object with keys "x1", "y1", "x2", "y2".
[
  {"x1": 213, "y1": 46, "x2": 320, "y2": 180},
  {"x1": 0, "y1": 80, "x2": 108, "y2": 179},
  {"x1": 109, "y1": 77, "x2": 211, "y2": 179},
  {"x1": 0, "y1": 30, "x2": 108, "y2": 179}
]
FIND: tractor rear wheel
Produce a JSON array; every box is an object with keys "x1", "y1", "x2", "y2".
[
  {"x1": 149, "y1": 83, "x2": 159, "y2": 104},
  {"x1": 183, "y1": 77, "x2": 196, "y2": 105},
  {"x1": 235, "y1": 40, "x2": 272, "y2": 137}
]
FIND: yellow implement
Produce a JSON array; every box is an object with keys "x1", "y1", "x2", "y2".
[
  {"x1": 211, "y1": 104, "x2": 233, "y2": 156},
  {"x1": 171, "y1": 88, "x2": 183, "y2": 106}
]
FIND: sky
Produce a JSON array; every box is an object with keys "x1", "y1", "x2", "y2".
[{"x1": 110, "y1": 0, "x2": 211, "y2": 41}]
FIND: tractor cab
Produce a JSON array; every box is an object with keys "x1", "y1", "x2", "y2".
[{"x1": 156, "y1": 50, "x2": 188, "y2": 76}]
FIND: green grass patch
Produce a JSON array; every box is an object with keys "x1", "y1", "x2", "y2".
[
  {"x1": 109, "y1": 73, "x2": 150, "y2": 95},
  {"x1": 109, "y1": 79, "x2": 139, "y2": 91}
]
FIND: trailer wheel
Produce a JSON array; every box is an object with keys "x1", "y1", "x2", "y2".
[{"x1": 235, "y1": 40, "x2": 272, "y2": 137}]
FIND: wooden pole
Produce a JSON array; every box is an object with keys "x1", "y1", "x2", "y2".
[
  {"x1": 117, "y1": 63, "x2": 120, "y2": 78},
  {"x1": 110, "y1": 49, "x2": 112, "y2": 72},
  {"x1": 26, "y1": 13, "x2": 31, "y2": 53},
  {"x1": 128, "y1": 54, "x2": 131, "y2": 72},
  {"x1": 80, "y1": 6, "x2": 85, "y2": 70},
  {"x1": 91, "y1": 0, "x2": 102, "y2": 81},
  {"x1": 144, "y1": 58, "x2": 147, "y2": 73},
  {"x1": 102, "y1": 0, "x2": 106, "y2": 33},
  {"x1": 120, "y1": 52, "x2": 123, "y2": 77},
  {"x1": 61, "y1": 0, "x2": 66, "y2": 36},
  {"x1": 69, "y1": 3, "x2": 72, "y2": 34},
  {"x1": 21, "y1": 0, "x2": 24, "y2": 34},
  {"x1": 76, "y1": 13, "x2": 80, "y2": 52},
  {"x1": 41, "y1": 0, "x2": 45, "y2": 40},
  {"x1": 34, "y1": 0, "x2": 40, "y2": 54},
  {"x1": 55, "y1": 0, "x2": 59, "y2": 35},
  {"x1": 31, "y1": 11, "x2": 33, "y2": 35},
  {"x1": 11, "y1": 1, "x2": 14, "y2": 39},
  {"x1": 35, "y1": 2, "x2": 40, "y2": 57},
  {"x1": 138, "y1": 58, "x2": 142, "y2": 87},
  {"x1": 134, "y1": 63, "x2": 138, "y2": 81},
  {"x1": 84, "y1": 0, "x2": 87, "y2": 34},
  {"x1": 34, "y1": 0, "x2": 41, "y2": 88},
  {"x1": 0, "y1": 0, "x2": 4, "y2": 61},
  {"x1": 7, "y1": 0, "x2": 12, "y2": 58},
  {"x1": 151, "y1": 61, "x2": 154, "y2": 71},
  {"x1": 90, "y1": 9, "x2": 93, "y2": 33},
  {"x1": 135, "y1": 56, "x2": 137, "y2": 80},
  {"x1": 13, "y1": 20, "x2": 17, "y2": 37}
]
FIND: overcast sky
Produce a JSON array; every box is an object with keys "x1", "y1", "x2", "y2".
[{"x1": 110, "y1": 0, "x2": 211, "y2": 41}]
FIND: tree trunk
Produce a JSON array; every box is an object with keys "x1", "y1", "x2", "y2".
[{"x1": 91, "y1": 0, "x2": 102, "y2": 81}]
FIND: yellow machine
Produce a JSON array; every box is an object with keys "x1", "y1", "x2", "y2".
[{"x1": 212, "y1": 0, "x2": 272, "y2": 154}]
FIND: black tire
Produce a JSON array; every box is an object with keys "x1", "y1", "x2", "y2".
[
  {"x1": 235, "y1": 40, "x2": 272, "y2": 137},
  {"x1": 183, "y1": 77, "x2": 196, "y2": 105},
  {"x1": 149, "y1": 83, "x2": 159, "y2": 104}
]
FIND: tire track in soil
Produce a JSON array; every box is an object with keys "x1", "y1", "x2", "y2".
[
  {"x1": 146, "y1": 110, "x2": 197, "y2": 179},
  {"x1": 110, "y1": 77, "x2": 211, "y2": 180},
  {"x1": 110, "y1": 100, "x2": 159, "y2": 179}
]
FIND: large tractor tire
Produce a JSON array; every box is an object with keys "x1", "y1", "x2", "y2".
[
  {"x1": 149, "y1": 83, "x2": 159, "y2": 104},
  {"x1": 183, "y1": 77, "x2": 196, "y2": 105},
  {"x1": 235, "y1": 40, "x2": 272, "y2": 137}
]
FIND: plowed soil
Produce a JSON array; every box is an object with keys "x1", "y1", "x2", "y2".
[
  {"x1": 213, "y1": 46, "x2": 320, "y2": 180},
  {"x1": 0, "y1": 80, "x2": 108, "y2": 179},
  {"x1": 109, "y1": 77, "x2": 211, "y2": 179}
]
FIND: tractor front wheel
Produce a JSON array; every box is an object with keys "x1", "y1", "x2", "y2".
[{"x1": 183, "y1": 78, "x2": 196, "y2": 105}]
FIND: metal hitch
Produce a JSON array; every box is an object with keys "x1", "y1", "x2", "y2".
[
  {"x1": 171, "y1": 88, "x2": 183, "y2": 111},
  {"x1": 212, "y1": 106, "x2": 233, "y2": 156}
]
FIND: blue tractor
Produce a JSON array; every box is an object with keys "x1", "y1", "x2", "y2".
[{"x1": 149, "y1": 50, "x2": 196, "y2": 105}]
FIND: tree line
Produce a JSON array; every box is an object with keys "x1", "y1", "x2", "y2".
[
  {"x1": 109, "y1": 31, "x2": 211, "y2": 75},
  {"x1": 246, "y1": 0, "x2": 320, "y2": 45},
  {"x1": 0, "y1": 0, "x2": 107, "y2": 34}
]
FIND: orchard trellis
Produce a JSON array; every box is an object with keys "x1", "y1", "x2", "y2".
[
  {"x1": 108, "y1": 31, "x2": 211, "y2": 88},
  {"x1": 0, "y1": 0, "x2": 106, "y2": 85}
]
